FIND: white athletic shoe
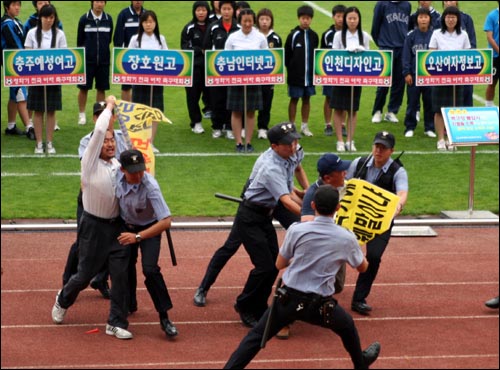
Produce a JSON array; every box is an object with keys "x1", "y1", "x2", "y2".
[
  {"x1": 34, "y1": 142, "x2": 44, "y2": 155},
  {"x1": 424, "y1": 130, "x2": 437, "y2": 138},
  {"x1": 336, "y1": 141, "x2": 345, "y2": 152},
  {"x1": 416, "y1": 111, "x2": 420, "y2": 122},
  {"x1": 384, "y1": 112, "x2": 399, "y2": 123},
  {"x1": 226, "y1": 130, "x2": 235, "y2": 140},
  {"x1": 52, "y1": 290, "x2": 67, "y2": 324},
  {"x1": 404, "y1": 130, "x2": 414, "y2": 138},
  {"x1": 212, "y1": 129, "x2": 222, "y2": 139},
  {"x1": 54, "y1": 122, "x2": 61, "y2": 131},
  {"x1": 301, "y1": 124, "x2": 313, "y2": 137},
  {"x1": 105, "y1": 324, "x2": 133, "y2": 340},
  {"x1": 437, "y1": 139, "x2": 447, "y2": 151},
  {"x1": 371, "y1": 111, "x2": 382, "y2": 123},
  {"x1": 240, "y1": 130, "x2": 245, "y2": 139},
  {"x1": 257, "y1": 129, "x2": 267, "y2": 139},
  {"x1": 78, "y1": 115, "x2": 86, "y2": 125},
  {"x1": 345, "y1": 141, "x2": 357, "y2": 151},
  {"x1": 192, "y1": 123, "x2": 205, "y2": 134},
  {"x1": 152, "y1": 145, "x2": 160, "y2": 154}
]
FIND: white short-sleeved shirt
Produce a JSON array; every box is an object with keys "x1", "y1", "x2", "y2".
[
  {"x1": 225, "y1": 27, "x2": 268, "y2": 50},
  {"x1": 25, "y1": 27, "x2": 67, "y2": 49},
  {"x1": 332, "y1": 30, "x2": 371, "y2": 50},
  {"x1": 429, "y1": 29, "x2": 471, "y2": 50},
  {"x1": 128, "y1": 33, "x2": 168, "y2": 50}
]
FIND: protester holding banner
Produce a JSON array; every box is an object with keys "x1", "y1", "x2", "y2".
[
  {"x1": 255, "y1": 8, "x2": 282, "y2": 140},
  {"x1": 128, "y1": 10, "x2": 168, "y2": 154},
  {"x1": 483, "y1": 4, "x2": 499, "y2": 107},
  {"x1": 1, "y1": 0, "x2": 33, "y2": 140},
  {"x1": 76, "y1": 1, "x2": 113, "y2": 126},
  {"x1": 346, "y1": 131, "x2": 408, "y2": 315},
  {"x1": 331, "y1": 6, "x2": 370, "y2": 153},
  {"x1": 24, "y1": 4, "x2": 66, "y2": 154},
  {"x1": 284, "y1": 5, "x2": 319, "y2": 137},
  {"x1": 181, "y1": 1, "x2": 211, "y2": 135},
  {"x1": 113, "y1": 1, "x2": 146, "y2": 102},
  {"x1": 429, "y1": 5, "x2": 471, "y2": 151},
  {"x1": 203, "y1": 0, "x2": 240, "y2": 140},
  {"x1": 115, "y1": 149, "x2": 178, "y2": 339},
  {"x1": 225, "y1": 8, "x2": 268, "y2": 153}
]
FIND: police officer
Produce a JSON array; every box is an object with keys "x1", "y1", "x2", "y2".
[
  {"x1": 231, "y1": 122, "x2": 302, "y2": 327},
  {"x1": 224, "y1": 185, "x2": 381, "y2": 369},
  {"x1": 116, "y1": 149, "x2": 178, "y2": 338},
  {"x1": 348, "y1": 131, "x2": 408, "y2": 315}
]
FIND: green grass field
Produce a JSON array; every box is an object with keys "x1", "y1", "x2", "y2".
[{"x1": 1, "y1": 1, "x2": 498, "y2": 219}]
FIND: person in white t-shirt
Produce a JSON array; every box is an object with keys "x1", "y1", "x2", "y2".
[
  {"x1": 429, "y1": 5, "x2": 470, "y2": 151},
  {"x1": 128, "y1": 10, "x2": 168, "y2": 154},
  {"x1": 224, "y1": 8, "x2": 268, "y2": 153},
  {"x1": 24, "y1": 3, "x2": 66, "y2": 155}
]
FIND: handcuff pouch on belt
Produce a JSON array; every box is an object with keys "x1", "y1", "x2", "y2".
[{"x1": 321, "y1": 298, "x2": 337, "y2": 326}]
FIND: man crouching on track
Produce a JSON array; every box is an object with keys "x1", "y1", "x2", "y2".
[{"x1": 224, "y1": 185, "x2": 381, "y2": 369}]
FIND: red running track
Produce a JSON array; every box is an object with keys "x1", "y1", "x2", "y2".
[{"x1": 1, "y1": 226, "x2": 499, "y2": 369}]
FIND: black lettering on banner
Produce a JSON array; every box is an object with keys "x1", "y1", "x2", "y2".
[
  {"x1": 352, "y1": 227, "x2": 374, "y2": 243},
  {"x1": 353, "y1": 212, "x2": 383, "y2": 230}
]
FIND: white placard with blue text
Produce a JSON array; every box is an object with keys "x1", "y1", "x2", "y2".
[{"x1": 442, "y1": 106, "x2": 499, "y2": 146}]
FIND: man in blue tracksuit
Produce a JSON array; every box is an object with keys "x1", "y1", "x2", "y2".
[{"x1": 371, "y1": 1, "x2": 411, "y2": 124}]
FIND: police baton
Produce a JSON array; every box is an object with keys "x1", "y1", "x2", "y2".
[
  {"x1": 261, "y1": 277, "x2": 282, "y2": 348},
  {"x1": 165, "y1": 229, "x2": 177, "y2": 266},
  {"x1": 215, "y1": 192, "x2": 243, "y2": 203}
]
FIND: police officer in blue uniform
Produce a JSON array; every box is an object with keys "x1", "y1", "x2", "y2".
[{"x1": 224, "y1": 185, "x2": 381, "y2": 369}]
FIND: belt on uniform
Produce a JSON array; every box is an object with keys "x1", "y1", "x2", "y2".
[
  {"x1": 284, "y1": 285, "x2": 329, "y2": 301},
  {"x1": 242, "y1": 200, "x2": 273, "y2": 217},
  {"x1": 83, "y1": 211, "x2": 120, "y2": 224},
  {"x1": 125, "y1": 221, "x2": 157, "y2": 232}
]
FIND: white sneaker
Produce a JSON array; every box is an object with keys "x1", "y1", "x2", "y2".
[
  {"x1": 301, "y1": 124, "x2": 313, "y2": 137},
  {"x1": 384, "y1": 112, "x2": 399, "y2": 123},
  {"x1": 226, "y1": 130, "x2": 235, "y2": 140},
  {"x1": 346, "y1": 141, "x2": 357, "y2": 151},
  {"x1": 78, "y1": 115, "x2": 86, "y2": 125},
  {"x1": 34, "y1": 142, "x2": 44, "y2": 155},
  {"x1": 240, "y1": 130, "x2": 245, "y2": 139},
  {"x1": 54, "y1": 122, "x2": 61, "y2": 131},
  {"x1": 446, "y1": 140, "x2": 456, "y2": 151},
  {"x1": 105, "y1": 324, "x2": 133, "y2": 340},
  {"x1": 371, "y1": 111, "x2": 382, "y2": 123},
  {"x1": 424, "y1": 130, "x2": 437, "y2": 138},
  {"x1": 258, "y1": 129, "x2": 267, "y2": 139},
  {"x1": 52, "y1": 290, "x2": 67, "y2": 324},
  {"x1": 404, "y1": 130, "x2": 414, "y2": 138},
  {"x1": 212, "y1": 129, "x2": 222, "y2": 139},
  {"x1": 192, "y1": 123, "x2": 204, "y2": 134},
  {"x1": 416, "y1": 111, "x2": 420, "y2": 122},
  {"x1": 152, "y1": 145, "x2": 160, "y2": 154},
  {"x1": 336, "y1": 141, "x2": 345, "y2": 152},
  {"x1": 437, "y1": 139, "x2": 447, "y2": 151},
  {"x1": 46, "y1": 142, "x2": 56, "y2": 154}
]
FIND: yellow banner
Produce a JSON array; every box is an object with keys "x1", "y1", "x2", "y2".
[
  {"x1": 115, "y1": 100, "x2": 172, "y2": 177},
  {"x1": 335, "y1": 179, "x2": 400, "y2": 246}
]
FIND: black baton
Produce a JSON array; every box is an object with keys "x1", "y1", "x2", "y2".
[
  {"x1": 165, "y1": 229, "x2": 177, "y2": 266},
  {"x1": 261, "y1": 277, "x2": 282, "y2": 348},
  {"x1": 215, "y1": 192, "x2": 243, "y2": 203}
]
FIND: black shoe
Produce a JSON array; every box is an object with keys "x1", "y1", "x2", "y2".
[
  {"x1": 351, "y1": 301, "x2": 372, "y2": 315},
  {"x1": 5, "y1": 125, "x2": 25, "y2": 136},
  {"x1": 90, "y1": 280, "x2": 110, "y2": 299},
  {"x1": 193, "y1": 287, "x2": 207, "y2": 307},
  {"x1": 485, "y1": 296, "x2": 499, "y2": 309},
  {"x1": 235, "y1": 143, "x2": 244, "y2": 153},
  {"x1": 234, "y1": 303, "x2": 258, "y2": 328},
  {"x1": 26, "y1": 127, "x2": 35, "y2": 140},
  {"x1": 246, "y1": 143, "x2": 254, "y2": 153},
  {"x1": 160, "y1": 318, "x2": 178, "y2": 338},
  {"x1": 362, "y1": 341, "x2": 381, "y2": 367}
]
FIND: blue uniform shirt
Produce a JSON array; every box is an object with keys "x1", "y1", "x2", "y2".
[
  {"x1": 280, "y1": 216, "x2": 364, "y2": 296},
  {"x1": 116, "y1": 171, "x2": 171, "y2": 226},
  {"x1": 346, "y1": 157, "x2": 409, "y2": 193}
]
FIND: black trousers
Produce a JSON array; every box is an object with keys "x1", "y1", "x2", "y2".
[
  {"x1": 234, "y1": 204, "x2": 279, "y2": 318},
  {"x1": 58, "y1": 212, "x2": 130, "y2": 329},
  {"x1": 224, "y1": 289, "x2": 366, "y2": 369},
  {"x1": 257, "y1": 85, "x2": 274, "y2": 130},
  {"x1": 210, "y1": 86, "x2": 231, "y2": 130},
  {"x1": 199, "y1": 201, "x2": 299, "y2": 292},
  {"x1": 352, "y1": 228, "x2": 392, "y2": 303},
  {"x1": 185, "y1": 65, "x2": 210, "y2": 127},
  {"x1": 372, "y1": 47, "x2": 405, "y2": 115},
  {"x1": 62, "y1": 190, "x2": 108, "y2": 286},
  {"x1": 128, "y1": 228, "x2": 173, "y2": 314}
]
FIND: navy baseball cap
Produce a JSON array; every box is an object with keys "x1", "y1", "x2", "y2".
[
  {"x1": 120, "y1": 149, "x2": 146, "y2": 173},
  {"x1": 268, "y1": 123, "x2": 301, "y2": 145},
  {"x1": 317, "y1": 153, "x2": 351, "y2": 176},
  {"x1": 373, "y1": 131, "x2": 395, "y2": 148}
]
